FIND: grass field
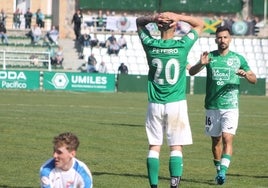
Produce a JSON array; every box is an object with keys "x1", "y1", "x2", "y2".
[{"x1": 0, "y1": 90, "x2": 267, "y2": 188}]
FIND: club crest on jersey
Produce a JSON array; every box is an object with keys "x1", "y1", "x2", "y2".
[
  {"x1": 227, "y1": 57, "x2": 240, "y2": 68},
  {"x1": 227, "y1": 59, "x2": 234, "y2": 66}
]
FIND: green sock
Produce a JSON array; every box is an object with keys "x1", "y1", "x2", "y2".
[
  {"x1": 213, "y1": 159, "x2": 221, "y2": 173},
  {"x1": 147, "y1": 157, "x2": 159, "y2": 186},
  {"x1": 220, "y1": 154, "x2": 231, "y2": 174},
  {"x1": 169, "y1": 156, "x2": 183, "y2": 177}
]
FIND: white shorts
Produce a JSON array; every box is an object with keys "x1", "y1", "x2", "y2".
[
  {"x1": 145, "y1": 100, "x2": 193, "y2": 146},
  {"x1": 205, "y1": 109, "x2": 239, "y2": 137}
]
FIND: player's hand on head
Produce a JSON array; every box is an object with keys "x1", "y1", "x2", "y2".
[
  {"x1": 160, "y1": 12, "x2": 178, "y2": 21},
  {"x1": 159, "y1": 12, "x2": 176, "y2": 28}
]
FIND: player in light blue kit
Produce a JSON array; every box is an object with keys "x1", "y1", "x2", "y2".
[
  {"x1": 189, "y1": 26, "x2": 257, "y2": 185},
  {"x1": 40, "y1": 132, "x2": 93, "y2": 188},
  {"x1": 136, "y1": 12, "x2": 204, "y2": 188}
]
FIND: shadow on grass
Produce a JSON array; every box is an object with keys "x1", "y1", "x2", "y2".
[
  {"x1": 93, "y1": 171, "x2": 216, "y2": 186},
  {"x1": 100, "y1": 122, "x2": 143, "y2": 128},
  {"x1": 228, "y1": 173, "x2": 268, "y2": 179},
  {"x1": 93, "y1": 171, "x2": 268, "y2": 186}
]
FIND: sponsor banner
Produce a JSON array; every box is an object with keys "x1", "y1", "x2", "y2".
[
  {"x1": 0, "y1": 70, "x2": 40, "y2": 90},
  {"x1": 43, "y1": 72, "x2": 116, "y2": 92},
  {"x1": 106, "y1": 16, "x2": 137, "y2": 32}
]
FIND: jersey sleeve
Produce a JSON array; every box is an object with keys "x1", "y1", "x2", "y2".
[
  {"x1": 137, "y1": 28, "x2": 154, "y2": 46},
  {"x1": 40, "y1": 158, "x2": 54, "y2": 188},
  {"x1": 238, "y1": 54, "x2": 251, "y2": 72},
  {"x1": 75, "y1": 159, "x2": 93, "y2": 188},
  {"x1": 179, "y1": 29, "x2": 199, "y2": 50}
]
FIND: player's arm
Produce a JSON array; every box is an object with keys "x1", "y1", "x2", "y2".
[
  {"x1": 136, "y1": 14, "x2": 159, "y2": 31},
  {"x1": 160, "y1": 12, "x2": 204, "y2": 35},
  {"x1": 189, "y1": 51, "x2": 209, "y2": 75},
  {"x1": 237, "y1": 69, "x2": 257, "y2": 84}
]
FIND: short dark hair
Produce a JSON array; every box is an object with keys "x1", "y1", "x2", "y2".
[
  {"x1": 158, "y1": 20, "x2": 174, "y2": 31},
  {"x1": 216, "y1": 26, "x2": 231, "y2": 35}
]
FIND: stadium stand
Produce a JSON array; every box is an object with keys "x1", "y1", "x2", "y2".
[
  {"x1": 0, "y1": 30, "x2": 61, "y2": 70},
  {"x1": 73, "y1": 32, "x2": 267, "y2": 80},
  {"x1": 1, "y1": 26, "x2": 267, "y2": 81}
]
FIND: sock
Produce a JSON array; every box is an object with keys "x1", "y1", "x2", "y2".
[
  {"x1": 147, "y1": 150, "x2": 159, "y2": 187},
  {"x1": 213, "y1": 159, "x2": 221, "y2": 173},
  {"x1": 169, "y1": 150, "x2": 183, "y2": 176},
  {"x1": 220, "y1": 154, "x2": 231, "y2": 174},
  {"x1": 169, "y1": 150, "x2": 183, "y2": 187}
]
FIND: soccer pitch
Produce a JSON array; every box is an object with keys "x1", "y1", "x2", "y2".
[{"x1": 0, "y1": 90, "x2": 267, "y2": 188}]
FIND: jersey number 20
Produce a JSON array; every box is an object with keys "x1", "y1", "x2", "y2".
[{"x1": 152, "y1": 58, "x2": 180, "y2": 85}]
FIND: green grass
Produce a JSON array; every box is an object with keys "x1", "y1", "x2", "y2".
[{"x1": 0, "y1": 90, "x2": 267, "y2": 188}]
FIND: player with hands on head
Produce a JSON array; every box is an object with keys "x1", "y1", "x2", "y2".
[
  {"x1": 136, "y1": 12, "x2": 204, "y2": 188},
  {"x1": 189, "y1": 26, "x2": 257, "y2": 185}
]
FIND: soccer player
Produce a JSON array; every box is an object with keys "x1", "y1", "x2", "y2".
[
  {"x1": 40, "y1": 132, "x2": 93, "y2": 188},
  {"x1": 189, "y1": 26, "x2": 257, "y2": 185},
  {"x1": 136, "y1": 12, "x2": 204, "y2": 188}
]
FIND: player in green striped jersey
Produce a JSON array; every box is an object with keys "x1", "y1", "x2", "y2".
[
  {"x1": 136, "y1": 12, "x2": 204, "y2": 188},
  {"x1": 189, "y1": 26, "x2": 257, "y2": 185}
]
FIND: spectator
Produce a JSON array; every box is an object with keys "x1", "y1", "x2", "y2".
[
  {"x1": 78, "y1": 25, "x2": 91, "y2": 59},
  {"x1": 221, "y1": 16, "x2": 234, "y2": 34},
  {"x1": 118, "y1": 33, "x2": 128, "y2": 49},
  {"x1": 80, "y1": 25, "x2": 91, "y2": 47},
  {"x1": 84, "y1": 11, "x2": 94, "y2": 32},
  {"x1": 96, "y1": 10, "x2": 105, "y2": 31},
  {"x1": 13, "y1": 8, "x2": 21, "y2": 29},
  {"x1": 252, "y1": 16, "x2": 260, "y2": 36},
  {"x1": 245, "y1": 16, "x2": 254, "y2": 35},
  {"x1": 98, "y1": 61, "x2": 108, "y2": 73},
  {"x1": 0, "y1": 22, "x2": 8, "y2": 45},
  {"x1": 103, "y1": 10, "x2": 111, "y2": 32},
  {"x1": 24, "y1": 8, "x2": 33, "y2": 29},
  {"x1": 46, "y1": 25, "x2": 59, "y2": 45},
  {"x1": 90, "y1": 33, "x2": 99, "y2": 49},
  {"x1": 106, "y1": 32, "x2": 116, "y2": 47},
  {"x1": 27, "y1": 24, "x2": 42, "y2": 44},
  {"x1": 39, "y1": 132, "x2": 93, "y2": 188},
  {"x1": 118, "y1": 63, "x2": 128, "y2": 74},
  {"x1": 0, "y1": 9, "x2": 7, "y2": 26},
  {"x1": 107, "y1": 40, "x2": 120, "y2": 55},
  {"x1": 51, "y1": 46, "x2": 64, "y2": 66},
  {"x1": 35, "y1": 8, "x2": 45, "y2": 28},
  {"x1": 87, "y1": 53, "x2": 98, "y2": 73},
  {"x1": 72, "y1": 9, "x2": 83, "y2": 40}
]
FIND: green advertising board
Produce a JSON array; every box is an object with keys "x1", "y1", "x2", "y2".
[
  {"x1": 43, "y1": 72, "x2": 116, "y2": 92},
  {"x1": 117, "y1": 75, "x2": 191, "y2": 93},
  {"x1": 0, "y1": 70, "x2": 40, "y2": 90}
]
